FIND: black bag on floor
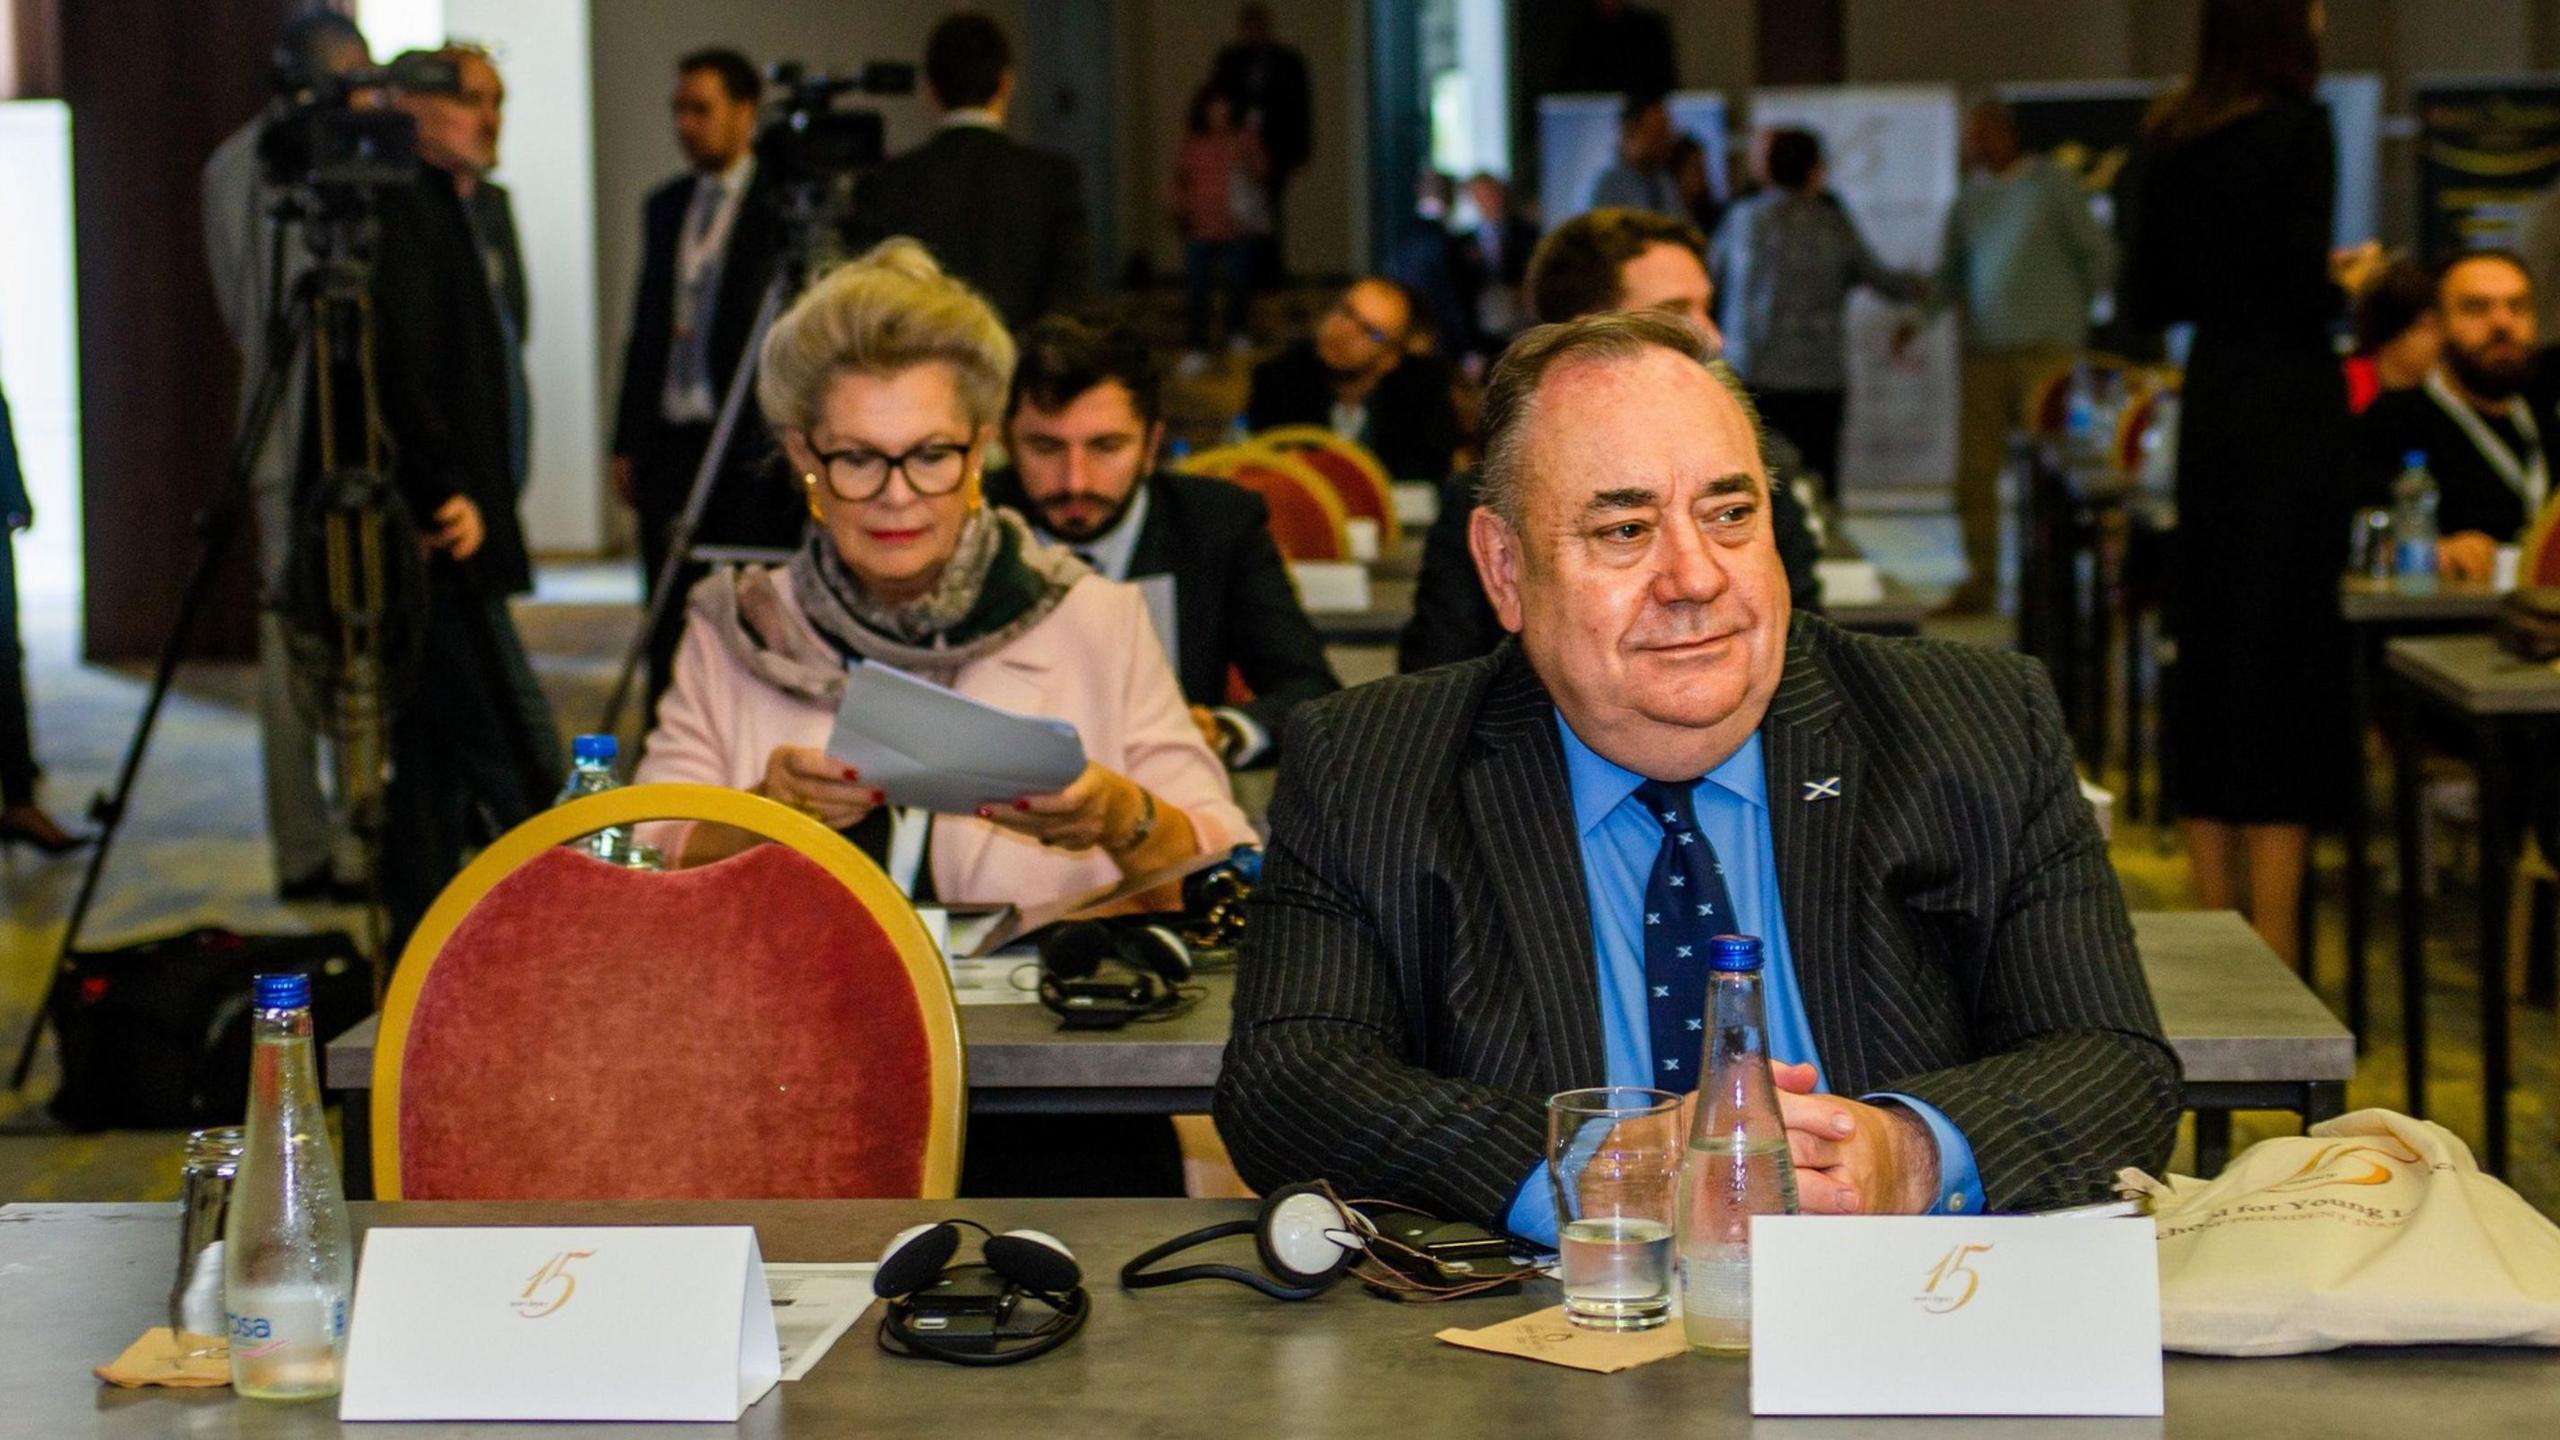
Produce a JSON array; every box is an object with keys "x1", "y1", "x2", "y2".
[{"x1": 44, "y1": 928, "x2": 372, "y2": 1132}]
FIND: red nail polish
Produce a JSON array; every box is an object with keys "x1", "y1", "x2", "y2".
[
  {"x1": 872, "y1": 790, "x2": 887, "y2": 805},
  {"x1": 1013, "y1": 798, "x2": 1030, "y2": 812},
  {"x1": 842, "y1": 767, "x2": 860, "y2": 782}
]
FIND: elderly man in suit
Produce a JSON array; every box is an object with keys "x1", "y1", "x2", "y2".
[
  {"x1": 611, "y1": 48, "x2": 806, "y2": 715},
  {"x1": 1216, "y1": 311, "x2": 2177, "y2": 1245},
  {"x1": 985, "y1": 313, "x2": 1338, "y2": 769},
  {"x1": 855, "y1": 12, "x2": 1087, "y2": 331}
]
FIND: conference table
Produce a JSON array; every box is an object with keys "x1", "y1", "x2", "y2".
[
  {"x1": 327, "y1": 912, "x2": 2351, "y2": 1174},
  {"x1": 2381, "y1": 633, "x2": 2560, "y2": 1177},
  {"x1": 2334, "y1": 575, "x2": 2505, "y2": 1043},
  {"x1": 14, "y1": 1197, "x2": 2555, "y2": 1437},
  {"x1": 1305, "y1": 577, "x2": 1938, "y2": 648}
]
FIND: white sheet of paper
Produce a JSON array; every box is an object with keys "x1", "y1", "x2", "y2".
[
  {"x1": 1289, "y1": 560, "x2": 1372, "y2": 612},
  {"x1": 339, "y1": 1226, "x2": 781, "y2": 1422},
  {"x1": 1750, "y1": 1216, "x2": 2162, "y2": 1417},
  {"x1": 1134, "y1": 574, "x2": 1182, "y2": 672},
  {"x1": 949, "y1": 954, "x2": 1042, "y2": 1005},
  {"x1": 764, "y1": 1263, "x2": 877, "y2": 1382},
  {"x1": 824, "y1": 660, "x2": 1087, "y2": 814}
]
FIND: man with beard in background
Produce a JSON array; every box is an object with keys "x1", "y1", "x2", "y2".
[{"x1": 2356, "y1": 250, "x2": 2553, "y2": 581}]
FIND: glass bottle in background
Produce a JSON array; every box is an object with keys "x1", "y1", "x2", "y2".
[
  {"x1": 223, "y1": 973, "x2": 353, "y2": 1402},
  {"x1": 1676, "y1": 934, "x2": 1800, "y2": 1353},
  {"x1": 2390, "y1": 450, "x2": 2440, "y2": 582},
  {"x1": 556, "y1": 733, "x2": 639, "y2": 865}
]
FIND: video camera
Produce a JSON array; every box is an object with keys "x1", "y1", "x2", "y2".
[
  {"x1": 753, "y1": 59, "x2": 917, "y2": 189},
  {"x1": 257, "y1": 50, "x2": 458, "y2": 193}
]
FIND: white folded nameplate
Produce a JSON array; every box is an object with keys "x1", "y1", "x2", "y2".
[
  {"x1": 339, "y1": 1226, "x2": 781, "y2": 1422},
  {"x1": 1750, "y1": 1215, "x2": 2162, "y2": 1417},
  {"x1": 1289, "y1": 560, "x2": 1372, "y2": 612}
]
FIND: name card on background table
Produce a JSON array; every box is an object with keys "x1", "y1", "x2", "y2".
[
  {"x1": 339, "y1": 1226, "x2": 780, "y2": 1422},
  {"x1": 1749, "y1": 1215, "x2": 2162, "y2": 1417}
]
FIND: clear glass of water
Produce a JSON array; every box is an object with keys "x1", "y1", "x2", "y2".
[{"x1": 1547, "y1": 1086, "x2": 1681, "y2": 1331}]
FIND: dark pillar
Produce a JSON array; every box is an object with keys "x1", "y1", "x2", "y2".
[{"x1": 57, "y1": 0, "x2": 291, "y2": 661}]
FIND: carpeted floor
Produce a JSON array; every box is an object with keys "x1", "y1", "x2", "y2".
[{"x1": 2, "y1": 520, "x2": 2552, "y2": 1219}]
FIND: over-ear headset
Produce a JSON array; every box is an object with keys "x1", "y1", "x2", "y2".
[
  {"x1": 1119, "y1": 1181, "x2": 1540, "y2": 1302},
  {"x1": 1036, "y1": 918, "x2": 1196, "y2": 1029},
  {"x1": 874, "y1": 1219, "x2": 1089, "y2": 1365}
]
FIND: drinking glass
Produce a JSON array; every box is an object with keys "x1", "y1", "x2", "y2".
[
  {"x1": 171, "y1": 1125, "x2": 244, "y2": 1355},
  {"x1": 1547, "y1": 1087, "x2": 1681, "y2": 1330}
]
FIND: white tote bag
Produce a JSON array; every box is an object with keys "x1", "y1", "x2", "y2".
[{"x1": 2120, "y1": 1109, "x2": 2560, "y2": 1356}]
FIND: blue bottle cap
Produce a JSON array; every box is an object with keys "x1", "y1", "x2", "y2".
[
  {"x1": 1708, "y1": 935, "x2": 1765, "y2": 973},
  {"x1": 2403, "y1": 450, "x2": 2427, "y2": 470},
  {"x1": 572, "y1": 733, "x2": 618, "y2": 763},
  {"x1": 253, "y1": 972, "x2": 311, "y2": 1010}
]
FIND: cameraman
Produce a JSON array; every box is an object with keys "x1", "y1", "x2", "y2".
[
  {"x1": 370, "y1": 47, "x2": 561, "y2": 947},
  {"x1": 200, "y1": 12, "x2": 375, "y2": 901}
]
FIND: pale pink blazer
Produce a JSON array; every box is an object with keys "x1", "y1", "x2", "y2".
[{"x1": 633, "y1": 574, "x2": 1256, "y2": 910}]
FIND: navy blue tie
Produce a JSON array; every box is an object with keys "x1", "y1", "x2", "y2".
[{"x1": 1633, "y1": 778, "x2": 1741, "y2": 1094}]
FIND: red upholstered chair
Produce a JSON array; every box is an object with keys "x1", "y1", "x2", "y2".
[
  {"x1": 372, "y1": 783, "x2": 965, "y2": 1201},
  {"x1": 1255, "y1": 425, "x2": 1401, "y2": 549},
  {"x1": 1180, "y1": 448, "x2": 1350, "y2": 561},
  {"x1": 2526, "y1": 492, "x2": 2560, "y2": 587}
]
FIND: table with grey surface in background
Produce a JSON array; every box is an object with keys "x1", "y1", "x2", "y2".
[
  {"x1": 1306, "y1": 577, "x2": 1936, "y2": 648},
  {"x1": 327, "y1": 913, "x2": 2350, "y2": 1170},
  {"x1": 2334, "y1": 577, "x2": 2505, "y2": 1045},
  {"x1": 9, "y1": 1198, "x2": 2555, "y2": 1439},
  {"x1": 2382, "y1": 634, "x2": 2560, "y2": 1178}
]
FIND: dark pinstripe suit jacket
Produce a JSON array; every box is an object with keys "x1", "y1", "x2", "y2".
[{"x1": 1214, "y1": 616, "x2": 2181, "y2": 1232}]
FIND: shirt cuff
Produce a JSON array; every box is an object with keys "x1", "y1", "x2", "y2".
[
  {"x1": 1505, "y1": 1160, "x2": 1560, "y2": 1251},
  {"x1": 1864, "y1": 1092, "x2": 1987, "y2": 1216},
  {"x1": 1213, "y1": 706, "x2": 1271, "y2": 768}
]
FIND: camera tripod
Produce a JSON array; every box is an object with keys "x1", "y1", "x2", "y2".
[
  {"x1": 7, "y1": 179, "x2": 411, "y2": 1090},
  {"x1": 594, "y1": 173, "x2": 855, "y2": 738}
]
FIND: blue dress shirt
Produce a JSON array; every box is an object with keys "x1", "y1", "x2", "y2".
[{"x1": 1505, "y1": 715, "x2": 1985, "y2": 1247}]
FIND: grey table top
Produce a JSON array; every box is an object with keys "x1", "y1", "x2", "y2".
[
  {"x1": 2385, "y1": 633, "x2": 2560, "y2": 716},
  {"x1": 327, "y1": 912, "x2": 2349, "y2": 1097},
  {"x1": 12, "y1": 1198, "x2": 2553, "y2": 1438},
  {"x1": 2340, "y1": 575, "x2": 2505, "y2": 625}
]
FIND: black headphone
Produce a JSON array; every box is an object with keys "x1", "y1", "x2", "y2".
[
  {"x1": 1036, "y1": 918, "x2": 1195, "y2": 1029},
  {"x1": 873, "y1": 1219, "x2": 1089, "y2": 1366},
  {"x1": 1119, "y1": 1181, "x2": 1539, "y2": 1302}
]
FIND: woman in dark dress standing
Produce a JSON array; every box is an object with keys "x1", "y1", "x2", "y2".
[{"x1": 2123, "y1": 0, "x2": 2378, "y2": 970}]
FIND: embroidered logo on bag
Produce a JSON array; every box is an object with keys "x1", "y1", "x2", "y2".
[{"x1": 2262, "y1": 1139, "x2": 2424, "y2": 1195}]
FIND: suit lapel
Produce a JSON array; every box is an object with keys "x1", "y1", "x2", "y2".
[
  {"x1": 1456, "y1": 647, "x2": 1606, "y2": 1094},
  {"x1": 1762, "y1": 618, "x2": 1870, "y2": 1091}
]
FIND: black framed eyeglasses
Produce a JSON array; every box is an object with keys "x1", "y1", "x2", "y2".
[{"x1": 804, "y1": 433, "x2": 975, "y2": 501}]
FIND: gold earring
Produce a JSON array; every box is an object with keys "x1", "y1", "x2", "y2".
[{"x1": 802, "y1": 473, "x2": 823, "y2": 522}]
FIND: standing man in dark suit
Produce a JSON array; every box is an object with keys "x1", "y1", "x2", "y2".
[
  {"x1": 855, "y1": 13, "x2": 1088, "y2": 332},
  {"x1": 985, "y1": 314, "x2": 1338, "y2": 769},
  {"x1": 1210, "y1": 4, "x2": 1311, "y2": 285},
  {"x1": 1246, "y1": 277, "x2": 1459, "y2": 483},
  {"x1": 372, "y1": 50, "x2": 562, "y2": 947},
  {"x1": 1217, "y1": 312, "x2": 2176, "y2": 1242},
  {"x1": 611, "y1": 48, "x2": 804, "y2": 715}
]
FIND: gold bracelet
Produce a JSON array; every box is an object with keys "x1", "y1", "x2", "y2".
[{"x1": 1106, "y1": 787, "x2": 1158, "y2": 856}]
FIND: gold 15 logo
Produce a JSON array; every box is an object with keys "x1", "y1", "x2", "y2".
[
  {"x1": 513, "y1": 1250, "x2": 597, "y2": 1320},
  {"x1": 1917, "y1": 1243, "x2": 1992, "y2": 1315}
]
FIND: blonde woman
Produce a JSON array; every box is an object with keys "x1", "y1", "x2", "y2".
[{"x1": 635, "y1": 239, "x2": 1252, "y2": 908}]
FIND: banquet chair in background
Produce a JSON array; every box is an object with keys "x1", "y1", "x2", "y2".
[
  {"x1": 1181, "y1": 445, "x2": 1351, "y2": 561},
  {"x1": 371, "y1": 784, "x2": 965, "y2": 1201},
  {"x1": 1255, "y1": 425, "x2": 1401, "y2": 551}
]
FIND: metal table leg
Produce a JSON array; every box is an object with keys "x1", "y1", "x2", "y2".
[
  {"x1": 2391, "y1": 674, "x2": 2429, "y2": 1118},
  {"x1": 2475, "y1": 718, "x2": 2516, "y2": 1176},
  {"x1": 2345, "y1": 625, "x2": 2377, "y2": 1044}
]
